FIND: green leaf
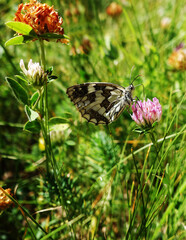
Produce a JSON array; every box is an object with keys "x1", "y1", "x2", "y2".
[
  {"x1": 66, "y1": 140, "x2": 76, "y2": 146},
  {"x1": 5, "y1": 35, "x2": 35, "y2": 46},
  {"x1": 46, "y1": 67, "x2": 53, "y2": 75},
  {"x1": 47, "y1": 75, "x2": 57, "y2": 83},
  {"x1": 25, "y1": 105, "x2": 39, "y2": 121},
  {"x1": 49, "y1": 117, "x2": 69, "y2": 131},
  {"x1": 38, "y1": 33, "x2": 70, "y2": 40},
  {"x1": 63, "y1": 34, "x2": 70, "y2": 39},
  {"x1": 15, "y1": 75, "x2": 28, "y2": 84},
  {"x1": 49, "y1": 117, "x2": 69, "y2": 125},
  {"x1": 152, "y1": 121, "x2": 158, "y2": 128},
  {"x1": 5, "y1": 21, "x2": 36, "y2": 36},
  {"x1": 63, "y1": 112, "x2": 72, "y2": 118},
  {"x1": 105, "y1": 43, "x2": 119, "y2": 60},
  {"x1": 5, "y1": 77, "x2": 28, "y2": 105},
  {"x1": 49, "y1": 123, "x2": 69, "y2": 132},
  {"x1": 30, "y1": 91, "x2": 40, "y2": 107},
  {"x1": 24, "y1": 120, "x2": 41, "y2": 133}
]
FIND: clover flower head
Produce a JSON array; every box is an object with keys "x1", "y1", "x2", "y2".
[
  {"x1": 168, "y1": 43, "x2": 186, "y2": 70},
  {"x1": 106, "y1": 2, "x2": 123, "y2": 17},
  {"x1": 14, "y1": 0, "x2": 68, "y2": 43},
  {"x1": 20, "y1": 59, "x2": 45, "y2": 87},
  {"x1": 131, "y1": 98, "x2": 162, "y2": 128}
]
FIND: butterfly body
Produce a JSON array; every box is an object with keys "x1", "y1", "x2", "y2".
[{"x1": 66, "y1": 82, "x2": 134, "y2": 125}]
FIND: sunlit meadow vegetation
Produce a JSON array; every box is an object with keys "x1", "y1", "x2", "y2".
[{"x1": 0, "y1": 0, "x2": 185, "y2": 239}]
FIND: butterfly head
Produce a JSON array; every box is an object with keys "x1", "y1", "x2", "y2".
[
  {"x1": 126, "y1": 84, "x2": 135, "y2": 95},
  {"x1": 128, "y1": 84, "x2": 135, "y2": 91}
]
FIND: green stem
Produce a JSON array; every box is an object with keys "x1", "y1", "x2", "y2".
[
  {"x1": 133, "y1": 151, "x2": 147, "y2": 239},
  {"x1": 39, "y1": 40, "x2": 59, "y2": 183},
  {"x1": 39, "y1": 40, "x2": 58, "y2": 170},
  {"x1": 40, "y1": 39, "x2": 46, "y2": 71},
  {"x1": 149, "y1": 130, "x2": 159, "y2": 157},
  {"x1": 145, "y1": 129, "x2": 162, "y2": 214},
  {"x1": 38, "y1": 40, "x2": 72, "y2": 235},
  {"x1": 40, "y1": 39, "x2": 49, "y2": 144},
  {"x1": 39, "y1": 40, "x2": 49, "y2": 174}
]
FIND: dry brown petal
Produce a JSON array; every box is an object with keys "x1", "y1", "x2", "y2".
[{"x1": 0, "y1": 188, "x2": 13, "y2": 210}]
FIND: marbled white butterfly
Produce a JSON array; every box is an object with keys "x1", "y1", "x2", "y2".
[{"x1": 66, "y1": 82, "x2": 135, "y2": 125}]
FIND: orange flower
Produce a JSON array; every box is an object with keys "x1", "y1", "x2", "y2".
[
  {"x1": 14, "y1": 0, "x2": 68, "y2": 43},
  {"x1": 0, "y1": 188, "x2": 13, "y2": 211},
  {"x1": 168, "y1": 45, "x2": 186, "y2": 70},
  {"x1": 106, "y1": 2, "x2": 123, "y2": 17}
]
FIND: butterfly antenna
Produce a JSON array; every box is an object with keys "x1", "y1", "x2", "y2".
[
  {"x1": 134, "y1": 83, "x2": 145, "y2": 98},
  {"x1": 131, "y1": 74, "x2": 143, "y2": 85},
  {"x1": 130, "y1": 65, "x2": 135, "y2": 83}
]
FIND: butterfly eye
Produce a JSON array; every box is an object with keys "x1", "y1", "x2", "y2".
[{"x1": 130, "y1": 84, "x2": 134, "y2": 90}]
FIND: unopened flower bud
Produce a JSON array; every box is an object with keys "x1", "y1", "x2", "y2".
[{"x1": 20, "y1": 59, "x2": 46, "y2": 87}]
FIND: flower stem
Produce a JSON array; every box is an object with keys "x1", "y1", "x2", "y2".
[
  {"x1": 145, "y1": 129, "x2": 162, "y2": 208},
  {"x1": 39, "y1": 40, "x2": 68, "y2": 215},
  {"x1": 40, "y1": 39, "x2": 46, "y2": 71},
  {"x1": 149, "y1": 129, "x2": 159, "y2": 158},
  {"x1": 131, "y1": 148, "x2": 147, "y2": 239},
  {"x1": 39, "y1": 39, "x2": 50, "y2": 174}
]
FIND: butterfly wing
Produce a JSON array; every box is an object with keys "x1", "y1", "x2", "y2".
[{"x1": 66, "y1": 82, "x2": 130, "y2": 125}]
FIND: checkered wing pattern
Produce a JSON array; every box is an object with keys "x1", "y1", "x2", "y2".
[{"x1": 66, "y1": 82, "x2": 134, "y2": 125}]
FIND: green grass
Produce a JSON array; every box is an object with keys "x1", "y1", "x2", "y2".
[{"x1": 0, "y1": 0, "x2": 185, "y2": 239}]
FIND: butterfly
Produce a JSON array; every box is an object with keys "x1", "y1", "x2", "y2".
[{"x1": 66, "y1": 82, "x2": 135, "y2": 125}]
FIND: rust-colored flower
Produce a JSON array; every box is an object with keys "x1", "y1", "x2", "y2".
[
  {"x1": 168, "y1": 44, "x2": 186, "y2": 70},
  {"x1": 106, "y1": 2, "x2": 123, "y2": 17},
  {"x1": 0, "y1": 188, "x2": 13, "y2": 211},
  {"x1": 14, "y1": 0, "x2": 67, "y2": 43}
]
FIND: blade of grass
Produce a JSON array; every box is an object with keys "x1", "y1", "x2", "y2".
[
  {"x1": 0, "y1": 187, "x2": 48, "y2": 237},
  {"x1": 40, "y1": 214, "x2": 84, "y2": 240},
  {"x1": 151, "y1": 179, "x2": 186, "y2": 239}
]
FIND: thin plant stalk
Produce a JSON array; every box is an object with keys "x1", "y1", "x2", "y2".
[
  {"x1": 131, "y1": 148, "x2": 147, "y2": 239},
  {"x1": 39, "y1": 40, "x2": 75, "y2": 237}
]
